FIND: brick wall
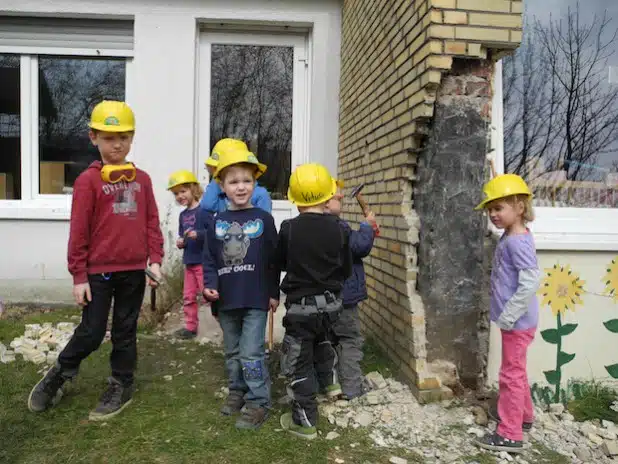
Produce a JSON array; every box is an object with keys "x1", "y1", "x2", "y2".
[{"x1": 338, "y1": 0, "x2": 523, "y2": 400}]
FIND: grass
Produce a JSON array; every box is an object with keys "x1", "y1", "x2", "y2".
[
  {"x1": 567, "y1": 380, "x2": 618, "y2": 423},
  {"x1": 0, "y1": 308, "x2": 420, "y2": 464}
]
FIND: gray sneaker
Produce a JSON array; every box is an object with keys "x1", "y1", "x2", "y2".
[
  {"x1": 28, "y1": 364, "x2": 69, "y2": 413},
  {"x1": 220, "y1": 391, "x2": 245, "y2": 416},
  {"x1": 88, "y1": 377, "x2": 134, "y2": 421}
]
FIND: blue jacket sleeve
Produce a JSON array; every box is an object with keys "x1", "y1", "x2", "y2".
[
  {"x1": 348, "y1": 222, "x2": 375, "y2": 258},
  {"x1": 202, "y1": 220, "x2": 219, "y2": 292},
  {"x1": 178, "y1": 212, "x2": 184, "y2": 238},
  {"x1": 196, "y1": 209, "x2": 212, "y2": 243},
  {"x1": 253, "y1": 185, "x2": 272, "y2": 213},
  {"x1": 200, "y1": 180, "x2": 222, "y2": 213},
  {"x1": 264, "y1": 214, "x2": 280, "y2": 300}
]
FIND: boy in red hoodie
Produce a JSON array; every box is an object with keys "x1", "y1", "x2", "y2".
[{"x1": 28, "y1": 100, "x2": 164, "y2": 421}]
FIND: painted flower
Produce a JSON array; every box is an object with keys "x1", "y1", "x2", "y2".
[
  {"x1": 539, "y1": 264, "x2": 585, "y2": 316},
  {"x1": 603, "y1": 257, "x2": 618, "y2": 303}
]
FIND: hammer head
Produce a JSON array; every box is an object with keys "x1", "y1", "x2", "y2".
[{"x1": 350, "y1": 183, "x2": 365, "y2": 198}]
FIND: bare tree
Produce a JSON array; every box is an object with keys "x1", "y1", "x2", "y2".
[
  {"x1": 504, "y1": 3, "x2": 618, "y2": 184},
  {"x1": 210, "y1": 44, "x2": 293, "y2": 198}
]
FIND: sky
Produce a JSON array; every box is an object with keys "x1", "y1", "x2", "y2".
[{"x1": 517, "y1": 0, "x2": 618, "y2": 171}]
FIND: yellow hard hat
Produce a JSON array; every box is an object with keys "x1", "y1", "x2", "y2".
[
  {"x1": 167, "y1": 170, "x2": 199, "y2": 190},
  {"x1": 475, "y1": 173, "x2": 532, "y2": 210},
  {"x1": 89, "y1": 100, "x2": 135, "y2": 132},
  {"x1": 213, "y1": 148, "x2": 267, "y2": 180},
  {"x1": 207, "y1": 138, "x2": 249, "y2": 168},
  {"x1": 288, "y1": 163, "x2": 338, "y2": 207}
]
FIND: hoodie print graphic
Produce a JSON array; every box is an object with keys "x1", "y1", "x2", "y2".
[{"x1": 102, "y1": 181, "x2": 141, "y2": 217}]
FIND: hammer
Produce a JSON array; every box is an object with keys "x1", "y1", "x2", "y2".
[{"x1": 350, "y1": 183, "x2": 380, "y2": 236}]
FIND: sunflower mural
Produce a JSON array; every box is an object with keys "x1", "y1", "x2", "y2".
[
  {"x1": 602, "y1": 257, "x2": 618, "y2": 379},
  {"x1": 538, "y1": 264, "x2": 585, "y2": 402}
]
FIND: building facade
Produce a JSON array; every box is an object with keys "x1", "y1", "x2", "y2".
[{"x1": 1, "y1": 0, "x2": 616, "y2": 400}]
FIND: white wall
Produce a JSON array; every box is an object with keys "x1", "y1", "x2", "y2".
[
  {"x1": 488, "y1": 251, "x2": 618, "y2": 389},
  {"x1": 0, "y1": 0, "x2": 342, "y2": 302}
]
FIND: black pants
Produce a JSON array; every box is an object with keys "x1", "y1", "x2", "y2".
[
  {"x1": 58, "y1": 271, "x2": 146, "y2": 386},
  {"x1": 281, "y1": 295, "x2": 342, "y2": 427}
]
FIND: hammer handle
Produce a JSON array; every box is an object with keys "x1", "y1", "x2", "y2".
[{"x1": 355, "y1": 193, "x2": 381, "y2": 236}]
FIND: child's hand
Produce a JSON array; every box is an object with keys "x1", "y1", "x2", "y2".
[
  {"x1": 73, "y1": 283, "x2": 92, "y2": 307},
  {"x1": 176, "y1": 238, "x2": 185, "y2": 249},
  {"x1": 269, "y1": 298, "x2": 279, "y2": 313},
  {"x1": 186, "y1": 230, "x2": 198, "y2": 240},
  {"x1": 203, "y1": 288, "x2": 219, "y2": 302},
  {"x1": 365, "y1": 211, "x2": 376, "y2": 224},
  {"x1": 147, "y1": 263, "x2": 162, "y2": 288}
]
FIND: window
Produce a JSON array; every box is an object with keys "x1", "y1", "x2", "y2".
[
  {"x1": 209, "y1": 44, "x2": 294, "y2": 200},
  {"x1": 0, "y1": 17, "x2": 133, "y2": 218},
  {"x1": 494, "y1": 0, "x2": 618, "y2": 249}
]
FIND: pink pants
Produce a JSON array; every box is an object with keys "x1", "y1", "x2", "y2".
[
  {"x1": 183, "y1": 264, "x2": 204, "y2": 332},
  {"x1": 497, "y1": 327, "x2": 536, "y2": 441}
]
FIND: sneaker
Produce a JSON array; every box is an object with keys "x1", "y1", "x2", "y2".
[
  {"x1": 235, "y1": 404, "x2": 269, "y2": 430},
  {"x1": 88, "y1": 377, "x2": 134, "y2": 421},
  {"x1": 174, "y1": 328, "x2": 197, "y2": 340},
  {"x1": 280, "y1": 412, "x2": 317, "y2": 440},
  {"x1": 28, "y1": 364, "x2": 69, "y2": 413},
  {"x1": 475, "y1": 432, "x2": 524, "y2": 453},
  {"x1": 220, "y1": 391, "x2": 245, "y2": 416},
  {"x1": 489, "y1": 405, "x2": 533, "y2": 431},
  {"x1": 324, "y1": 383, "x2": 342, "y2": 399}
]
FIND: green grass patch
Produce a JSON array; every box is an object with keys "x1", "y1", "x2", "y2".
[
  {"x1": 567, "y1": 380, "x2": 618, "y2": 423},
  {"x1": 360, "y1": 338, "x2": 395, "y2": 378},
  {"x1": 0, "y1": 308, "x2": 417, "y2": 464}
]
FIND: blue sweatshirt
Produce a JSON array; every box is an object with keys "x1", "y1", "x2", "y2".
[
  {"x1": 200, "y1": 179, "x2": 272, "y2": 214},
  {"x1": 203, "y1": 207, "x2": 279, "y2": 315},
  {"x1": 340, "y1": 220, "x2": 375, "y2": 307},
  {"x1": 178, "y1": 206, "x2": 213, "y2": 265}
]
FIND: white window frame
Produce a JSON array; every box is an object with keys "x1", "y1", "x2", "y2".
[
  {"x1": 0, "y1": 50, "x2": 133, "y2": 221},
  {"x1": 489, "y1": 60, "x2": 618, "y2": 251},
  {"x1": 196, "y1": 29, "x2": 310, "y2": 220}
]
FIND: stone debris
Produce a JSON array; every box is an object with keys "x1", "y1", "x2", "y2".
[
  {"x1": 0, "y1": 342, "x2": 16, "y2": 363},
  {"x1": 316, "y1": 371, "x2": 618, "y2": 463},
  {"x1": 2, "y1": 322, "x2": 77, "y2": 366},
  {"x1": 325, "y1": 431, "x2": 340, "y2": 440},
  {"x1": 388, "y1": 457, "x2": 407, "y2": 464}
]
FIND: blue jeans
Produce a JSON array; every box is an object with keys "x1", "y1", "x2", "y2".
[{"x1": 218, "y1": 309, "x2": 270, "y2": 408}]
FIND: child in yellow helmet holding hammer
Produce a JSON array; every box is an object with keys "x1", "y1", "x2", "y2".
[{"x1": 28, "y1": 101, "x2": 164, "y2": 421}]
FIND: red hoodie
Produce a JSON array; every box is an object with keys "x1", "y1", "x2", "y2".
[{"x1": 68, "y1": 161, "x2": 164, "y2": 284}]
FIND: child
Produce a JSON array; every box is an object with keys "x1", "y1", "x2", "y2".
[
  {"x1": 201, "y1": 138, "x2": 272, "y2": 214},
  {"x1": 168, "y1": 170, "x2": 212, "y2": 339},
  {"x1": 474, "y1": 173, "x2": 540, "y2": 453},
  {"x1": 202, "y1": 147, "x2": 279, "y2": 430},
  {"x1": 277, "y1": 163, "x2": 352, "y2": 440},
  {"x1": 28, "y1": 100, "x2": 164, "y2": 420},
  {"x1": 324, "y1": 187, "x2": 376, "y2": 400}
]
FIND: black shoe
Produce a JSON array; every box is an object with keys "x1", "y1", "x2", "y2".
[
  {"x1": 28, "y1": 364, "x2": 69, "y2": 412},
  {"x1": 174, "y1": 328, "x2": 197, "y2": 340},
  {"x1": 489, "y1": 405, "x2": 533, "y2": 431},
  {"x1": 88, "y1": 377, "x2": 134, "y2": 421},
  {"x1": 220, "y1": 391, "x2": 245, "y2": 416},
  {"x1": 475, "y1": 432, "x2": 524, "y2": 453}
]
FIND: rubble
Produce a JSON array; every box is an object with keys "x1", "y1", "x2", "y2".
[
  {"x1": 1, "y1": 322, "x2": 78, "y2": 366},
  {"x1": 317, "y1": 372, "x2": 618, "y2": 463}
]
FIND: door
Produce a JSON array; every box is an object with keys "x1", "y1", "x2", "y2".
[{"x1": 197, "y1": 30, "x2": 309, "y2": 229}]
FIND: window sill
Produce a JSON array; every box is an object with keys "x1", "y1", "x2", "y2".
[
  {"x1": 487, "y1": 207, "x2": 618, "y2": 251},
  {"x1": 0, "y1": 199, "x2": 71, "y2": 221}
]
